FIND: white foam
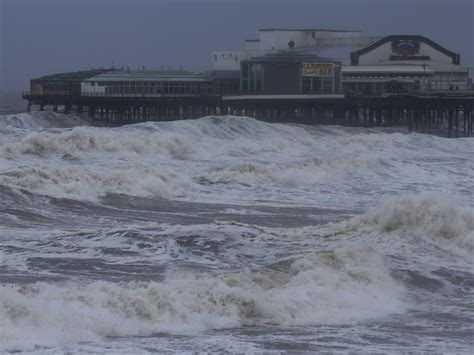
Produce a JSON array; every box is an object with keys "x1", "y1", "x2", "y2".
[
  {"x1": 0, "y1": 165, "x2": 189, "y2": 201},
  {"x1": 329, "y1": 193, "x2": 474, "y2": 255},
  {"x1": 0, "y1": 115, "x2": 473, "y2": 208},
  {"x1": 197, "y1": 155, "x2": 393, "y2": 188},
  {"x1": 0, "y1": 115, "x2": 410, "y2": 160},
  {"x1": 0, "y1": 247, "x2": 404, "y2": 351},
  {"x1": 0, "y1": 111, "x2": 88, "y2": 130}
]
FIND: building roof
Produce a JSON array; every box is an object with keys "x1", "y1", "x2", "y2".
[
  {"x1": 85, "y1": 70, "x2": 210, "y2": 82},
  {"x1": 245, "y1": 50, "x2": 340, "y2": 63},
  {"x1": 32, "y1": 69, "x2": 113, "y2": 82}
]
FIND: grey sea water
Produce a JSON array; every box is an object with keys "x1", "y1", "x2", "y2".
[{"x1": 0, "y1": 112, "x2": 473, "y2": 353}]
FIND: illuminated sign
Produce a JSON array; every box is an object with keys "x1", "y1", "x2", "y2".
[
  {"x1": 302, "y1": 62, "x2": 333, "y2": 77},
  {"x1": 391, "y1": 40, "x2": 421, "y2": 56}
]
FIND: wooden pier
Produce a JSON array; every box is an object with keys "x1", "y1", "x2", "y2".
[{"x1": 22, "y1": 92, "x2": 474, "y2": 137}]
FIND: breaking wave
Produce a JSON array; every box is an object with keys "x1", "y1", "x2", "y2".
[
  {"x1": 1, "y1": 113, "x2": 473, "y2": 352},
  {"x1": 0, "y1": 165, "x2": 189, "y2": 201},
  {"x1": 330, "y1": 193, "x2": 474, "y2": 254},
  {"x1": 0, "y1": 111, "x2": 89, "y2": 130},
  {"x1": 0, "y1": 156, "x2": 396, "y2": 201},
  {"x1": 0, "y1": 248, "x2": 404, "y2": 350},
  {"x1": 0, "y1": 116, "x2": 410, "y2": 201},
  {"x1": 197, "y1": 156, "x2": 392, "y2": 187},
  {"x1": 0, "y1": 115, "x2": 408, "y2": 158},
  {"x1": 0, "y1": 115, "x2": 472, "y2": 207}
]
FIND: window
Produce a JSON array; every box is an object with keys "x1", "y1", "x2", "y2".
[
  {"x1": 241, "y1": 79, "x2": 248, "y2": 92},
  {"x1": 240, "y1": 62, "x2": 264, "y2": 93},
  {"x1": 302, "y1": 78, "x2": 312, "y2": 94},
  {"x1": 301, "y1": 75, "x2": 334, "y2": 94},
  {"x1": 322, "y1": 78, "x2": 333, "y2": 94},
  {"x1": 242, "y1": 63, "x2": 249, "y2": 77}
]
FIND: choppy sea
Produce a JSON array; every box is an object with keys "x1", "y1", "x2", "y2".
[{"x1": 0, "y1": 112, "x2": 473, "y2": 353}]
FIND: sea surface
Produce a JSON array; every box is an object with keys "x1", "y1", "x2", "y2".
[{"x1": 0, "y1": 112, "x2": 473, "y2": 353}]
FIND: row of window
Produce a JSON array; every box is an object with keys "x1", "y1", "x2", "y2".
[
  {"x1": 241, "y1": 63, "x2": 263, "y2": 79},
  {"x1": 82, "y1": 81, "x2": 241, "y2": 96},
  {"x1": 88, "y1": 81, "x2": 205, "y2": 87},
  {"x1": 241, "y1": 78, "x2": 263, "y2": 93},
  {"x1": 36, "y1": 81, "x2": 72, "y2": 88},
  {"x1": 302, "y1": 77, "x2": 334, "y2": 94},
  {"x1": 213, "y1": 80, "x2": 240, "y2": 95},
  {"x1": 343, "y1": 82, "x2": 397, "y2": 95},
  {"x1": 106, "y1": 82, "x2": 211, "y2": 95},
  {"x1": 343, "y1": 73, "x2": 429, "y2": 79}
]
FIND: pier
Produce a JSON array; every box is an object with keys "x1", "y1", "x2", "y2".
[
  {"x1": 22, "y1": 91, "x2": 474, "y2": 137},
  {"x1": 20, "y1": 32, "x2": 474, "y2": 137}
]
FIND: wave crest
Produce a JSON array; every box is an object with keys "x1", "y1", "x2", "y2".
[
  {"x1": 0, "y1": 248, "x2": 403, "y2": 349},
  {"x1": 333, "y1": 194, "x2": 474, "y2": 253},
  {"x1": 0, "y1": 111, "x2": 88, "y2": 130},
  {"x1": 0, "y1": 165, "x2": 188, "y2": 201}
]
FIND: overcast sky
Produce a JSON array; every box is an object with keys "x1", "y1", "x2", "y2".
[{"x1": 1, "y1": 0, "x2": 473, "y2": 90}]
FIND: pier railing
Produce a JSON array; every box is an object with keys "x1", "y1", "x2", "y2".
[{"x1": 23, "y1": 90, "x2": 474, "y2": 100}]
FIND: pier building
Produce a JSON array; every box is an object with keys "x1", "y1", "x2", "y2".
[
  {"x1": 22, "y1": 28, "x2": 474, "y2": 137},
  {"x1": 240, "y1": 51, "x2": 341, "y2": 95},
  {"x1": 212, "y1": 28, "x2": 379, "y2": 72},
  {"x1": 80, "y1": 70, "x2": 214, "y2": 97},
  {"x1": 30, "y1": 69, "x2": 112, "y2": 97},
  {"x1": 343, "y1": 35, "x2": 469, "y2": 95},
  {"x1": 212, "y1": 28, "x2": 379, "y2": 93}
]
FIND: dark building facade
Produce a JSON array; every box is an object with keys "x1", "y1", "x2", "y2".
[{"x1": 240, "y1": 51, "x2": 342, "y2": 95}]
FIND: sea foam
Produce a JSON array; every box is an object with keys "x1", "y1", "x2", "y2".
[
  {"x1": 330, "y1": 193, "x2": 474, "y2": 254},
  {"x1": 0, "y1": 247, "x2": 403, "y2": 350}
]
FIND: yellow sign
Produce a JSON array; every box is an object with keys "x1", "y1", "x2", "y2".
[
  {"x1": 32, "y1": 82, "x2": 43, "y2": 94},
  {"x1": 302, "y1": 62, "x2": 333, "y2": 77}
]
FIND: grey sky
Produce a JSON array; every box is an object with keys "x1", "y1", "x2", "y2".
[{"x1": 1, "y1": 0, "x2": 473, "y2": 90}]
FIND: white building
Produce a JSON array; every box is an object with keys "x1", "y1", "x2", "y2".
[
  {"x1": 212, "y1": 28, "x2": 380, "y2": 71},
  {"x1": 213, "y1": 30, "x2": 470, "y2": 95},
  {"x1": 344, "y1": 35, "x2": 469, "y2": 93}
]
